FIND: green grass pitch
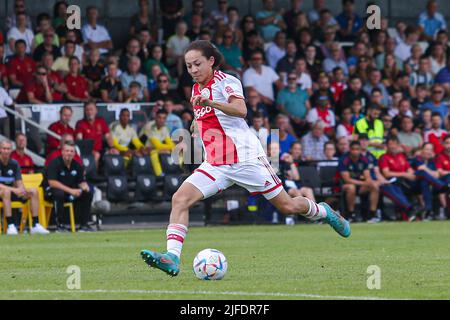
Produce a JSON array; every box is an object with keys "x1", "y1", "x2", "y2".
[{"x1": 0, "y1": 222, "x2": 450, "y2": 300}]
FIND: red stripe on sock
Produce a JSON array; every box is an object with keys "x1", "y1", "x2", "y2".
[{"x1": 167, "y1": 234, "x2": 185, "y2": 243}]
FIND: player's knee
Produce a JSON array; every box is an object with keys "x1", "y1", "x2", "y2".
[
  {"x1": 344, "y1": 184, "x2": 356, "y2": 194},
  {"x1": 172, "y1": 190, "x2": 194, "y2": 210}
]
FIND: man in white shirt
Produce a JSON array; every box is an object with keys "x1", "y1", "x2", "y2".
[
  {"x1": 243, "y1": 51, "x2": 283, "y2": 106},
  {"x1": 6, "y1": 12, "x2": 34, "y2": 57},
  {"x1": 265, "y1": 31, "x2": 286, "y2": 70},
  {"x1": 81, "y1": 6, "x2": 113, "y2": 55},
  {"x1": 0, "y1": 86, "x2": 14, "y2": 138},
  {"x1": 249, "y1": 112, "x2": 269, "y2": 154},
  {"x1": 61, "y1": 30, "x2": 85, "y2": 65},
  {"x1": 394, "y1": 26, "x2": 420, "y2": 62}
]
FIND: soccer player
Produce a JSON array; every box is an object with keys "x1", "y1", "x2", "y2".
[{"x1": 141, "y1": 40, "x2": 351, "y2": 276}]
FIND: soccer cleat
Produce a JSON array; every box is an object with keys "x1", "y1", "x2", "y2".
[
  {"x1": 320, "y1": 202, "x2": 351, "y2": 238},
  {"x1": 30, "y1": 223, "x2": 50, "y2": 235},
  {"x1": 6, "y1": 224, "x2": 18, "y2": 236},
  {"x1": 140, "y1": 250, "x2": 180, "y2": 277}
]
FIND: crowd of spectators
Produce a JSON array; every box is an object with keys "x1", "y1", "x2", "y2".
[{"x1": 0, "y1": 0, "x2": 450, "y2": 227}]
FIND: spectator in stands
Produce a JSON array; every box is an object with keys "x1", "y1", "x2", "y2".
[
  {"x1": 185, "y1": 0, "x2": 209, "y2": 29},
  {"x1": 47, "y1": 105, "x2": 75, "y2": 155},
  {"x1": 394, "y1": 26, "x2": 420, "y2": 62},
  {"x1": 52, "y1": 1, "x2": 69, "y2": 36},
  {"x1": 411, "y1": 142, "x2": 448, "y2": 220},
  {"x1": 32, "y1": 13, "x2": 59, "y2": 51},
  {"x1": 121, "y1": 56, "x2": 149, "y2": 102},
  {"x1": 349, "y1": 99, "x2": 364, "y2": 125},
  {"x1": 291, "y1": 57, "x2": 313, "y2": 94},
  {"x1": 307, "y1": 95, "x2": 336, "y2": 137},
  {"x1": 434, "y1": 56, "x2": 450, "y2": 95},
  {"x1": 354, "y1": 104, "x2": 385, "y2": 159},
  {"x1": 335, "y1": 136, "x2": 350, "y2": 157},
  {"x1": 340, "y1": 76, "x2": 369, "y2": 115},
  {"x1": 312, "y1": 9, "x2": 338, "y2": 43},
  {"x1": 409, "y1": 56, "x2": 434, "y2": 95},
  {"x1": 411, "y1": 84, "x2": 430, "y2": 111},
  {"x1": 0, "y1": 44, "x2": 8, "y2": 89},
  {"x1": 267, "y1": 114, "x2": 297, "y2": 156},
  {"x1": 429, "y1": 43, "x2": 447, "y2": 76},
  {"x1": 301, "y1": 120, "x2": 329, "y2": 161},
  {"x1": 163, "y1": 98, "x2": 184, "y2": 134},
  {"x1": 125, "y1": 81, "x2": 145, "y2": 103},
  {"x1": 339, "y1": 140, "x2": 379, "y2": 222},
  {"x1": 130, "y1": 0, "x2": 154, "y2": 37},
  {"x1": 83, "y1": 49, "x2": 105, "y2": 98},
  {"x1": 5, "y1": 0, "x2": 32, "y2": 32},
  {"x1": 379, "y1": 136, "x2": 418, "y2": 221},
  {"x1": 150, "y1": 73, "x2": 183, "y2": 111},
  {"x1": 40, "y1": 53, "x2": 66, "y2": 102},
  {"x1": 256, "y1": 0, "x2": 286, "y2": 43},
  {"x1": 418, "y1": 0, "x2": 447, "y2": 41},
  {"x1": 323, "y1": 42, "x2": 349, "y2": 77},
  {"x1": 33, "y1": 28, "x2": 60, "y2": 62},
  {"x1": 217, "y1": 29, "x2": 244, "y2": 76},
  {"x1": 309, "y1": 0, "x2": 336, "y2": 25},
  {"x1": 404, "y1": 44, "x2": 423, "y2": 75},
  {"x1": 265, "y1": 31, "x2": 286, "y2": 70},
  {"x1": 45, "y1": 133, "x2": 83, "y2": 167},
  {"x1": 44, "y1": 141, "x2": 94, "y2": 232},
  {"x1": 62, "y1": 30, "x2": 85, "y2": 65},
  {"x1": 424, "y1": 112, "x2": 448, "y2": 154},
  {"x1": 139, "y1": 109, "x2": 176, "y2": 176},
  {"x1": 283, "y1": 0, "x2": 302, "y2": 32},
  {"x1": 99, "y1": 62, "x2": 124, "y2": 103},
  {"x1": 398, "y1": 116, "x2": 423, "y2": 157},
  {"x1": 243, "y1": 50, "x2": 282, "y2": 107},
  {"x1": 335, "y1": 0, "x2": 363, "y2": 42},
  {"x1": 320, "y1": 141, "x2": 339, "y2": 164},
  {"x1": 65, "y1": 56, "x2": 91, "y2": 103},
  {"x1": 225, "y1": 7, "x2": 244, "y2": 45},
  {"x1": 75, "y1": 102, "x2": 118, "y2": 167},
  {"x1": 110, "y1": 108, "x2": 147, "y2": 163},
  {"x1": 435, "y1": 135, "x2": 450, "y2": 218},
  {"x1": 392, "y1": 98, "x2": 414, "y2": 130},
  {"x1": 82, "y1": 6, "x2": 113, "y2": 56},
  {"x1": 330, "y1": 67, "x2": 347, "y2": 105},
  {"x1": 304, "y1": 45, "x2": 323, "y2": 82},
  {"x1": 138, "y1": 28, "x2": 155, "y2": 61},
  {"x1": 347, "y1": 41, "x2": 369, "y2": 75},
  {"x1": 7, "y1": 39, "x2": 36, "y2": 88},
  {"x1": 159, "y1": 0, "x2": 184, "y2": 41},
  {"x1": 336, "y1": 107, "x2": 354, "y2": 142},
  {"x1": 250, "y1": 112, "x2": 269, "y2": 153},
  {"x1": 363, "y1": 69, "x2": 390, "y2": 107},
  {"x1": 166, "y1": 21, "x2": 190, "y2": 76},
  {"x1": 52, "y1": 40, "x2": 76, "y2": 77},
  {"x1": 0, "y1": 85, "x2": 14, "y2": 139},
  {"x1": 119, "y1": 37, "x2": 145, "y2": 72},
  {"x1": 242, "y1": 30, "x2": 264, "y2": 64},
  {"x1": 5, "y1": 12, "x2": 34, "y2": 57},
  {"x1": 11, "y1": 133, "x2": 34, "y2": 174},
  {"x1": 210, "y1": 0, "x2": 229, "y2": 27},
  {"x1": 381, "y1": 54, "x2": 402, "y2": 87},
  {"x1": 246, "y1": 88, "x2": 269, "y2": 129},
  {"x1": 144, "y1": 44, "x2": 172, "y2": 84},
  {"x1": 422, "y1": 84, "x2": 449, "y2": 126},
  {"x1": 276, "y1": 72, "x2": 310, "y2": 136},
  {"x1": 16, "y1": 65, "x2": 54, "y2": 104},
  {"x1": 0, "y1": 140, "x2": 49, "y2": 235},
  {"x1": 186, "y1": 14, "x2": 203, "y2": 41},
  {"x1": 310, "y1": 73, "x2": 336, "y2": 109},
  {"x1": 375, "y1": 37, "x2": 403, "y2": 71}
]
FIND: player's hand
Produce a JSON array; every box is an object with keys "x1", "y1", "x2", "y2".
[
  {"x1": 191, "y1": 95, "x2": 212, "y2": 108},
  {"x1": 417, "y1": 164, "x2": 427, "y2": 171},
  {"x1": 71, "y1": 189, "x2": 82, "y2": 198}
]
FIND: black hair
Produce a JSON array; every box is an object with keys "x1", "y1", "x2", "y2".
[
  {"x1": 53, "y1": 1, "x2": 68, "y2": 18},
  {"x1": 37, "y1": 12, "x2": 51, "y2": 24},
  {"x1": 350, "y1": 140, "x2": 361, "y2": 148},
  {"x1": 119, "y1": 108, "x2": 130, "y2": 116},
  {"x1": 444, "y1": 135, "x2": 450, "y2": 142},
  {"x1": 15, "y1": 39, "x2": 26, "y2": 47},
  {"x1": 185, "y1": 40, "x2": 224, "y2": 70},
  {"x1": 431, "y1": 112, "x2": 442, "y2": 118},
  {"x1": 156, "y1": 109, "x2": 168, "y2": 117},
  {"x1": 60, "y1": 105, "x2": 73, "y2": 114},
  {"x1": 386, "y1": 135, "x2": 400, "y2": 144}
]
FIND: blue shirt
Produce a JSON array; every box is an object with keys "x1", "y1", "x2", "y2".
[
  {"x1": 276, "y1": 88, "x2": 309, "y2": 119},
  {"x1": 435, "y1": 67, "x2": 450, "y2": 84},
  {"x1": 422, "y1": 101, "x2": 449, "y2": 121},
  {"x1": 338, "y1": 154, "x2": 369, "y2": 181},
  {"x1": 256, "y1": 11, "x2": 282, "y2": 42},
  {"x1": 410, "y1": 156, "x2": 437, "y2": 171},
  {"x1": 166, "y1": 113, "x2": 183, "y2": 134},
  {"x1": 267, "y1": 133, "x2": 296, "y2": 156},
  {"x1": 418, "y1": 12, "x2": 447, "y2": 38},
  {"x1": 362, "y1": 151, "x2": 378, "y2": 180},
  {"x1": 217, "y1": 43, "x2": 243, "y2": 69},
  {"x1": 335, "y1": 13, "x2": 363, "y2": 34}
]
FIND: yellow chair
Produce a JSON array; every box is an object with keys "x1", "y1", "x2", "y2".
[
  {"x1": 0, "y1": 200, "x2": 32, "y2": 234},
  {"x1": 44, "y1": 201, "x2": 76, "y2": 233}
]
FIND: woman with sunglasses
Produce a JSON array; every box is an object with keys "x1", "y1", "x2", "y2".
[{"x1": 140, "y1": 40, "x2": 351, "y2": 276}]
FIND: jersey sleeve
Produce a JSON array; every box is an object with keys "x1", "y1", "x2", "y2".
[
  {"x1": 378, "y1": 155, "x2": 388, "y2": 170},
  {"x1": 222, "y1": 76, "x2": 245, "y2": 102}
]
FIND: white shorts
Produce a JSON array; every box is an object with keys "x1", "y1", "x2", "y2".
[{"x1": 185, "y1": 156, "x2": 283, "y2": 200}]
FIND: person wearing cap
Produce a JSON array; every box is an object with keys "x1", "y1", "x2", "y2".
[
  {"x1": 306, "y1": 95, "x2": 335, "y2": 137},
  {"x1": 354, "y1": 103, "x2": 385, "y2": 159}
]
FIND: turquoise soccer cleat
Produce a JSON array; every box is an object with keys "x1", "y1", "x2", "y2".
[
  {"x1": 140, "y1": 250, "x2": 180, "y2": 277},
  {"x1": 320, "y1": 202, "x2": 351, "y2": 238}
]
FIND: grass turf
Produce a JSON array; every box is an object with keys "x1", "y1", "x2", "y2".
[{"x1": 0, "y1": 221, "x2": 450, "y2": 300}]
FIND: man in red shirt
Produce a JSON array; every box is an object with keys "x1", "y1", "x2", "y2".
[
  {"x1": 47, "y1": 106, "x2": 75, "y2": 155},
  {"x1": 16, "y1": 65, "x2": 54, "y2": 104},
  {"x1": 424, "y1": 113, "x2": 448, "y2": 154},
  {"x1": 45, "y1": 133, "x2": 82, "y2": 166},
  {"x1": 0, "y1": 43, "x2": 9, "y2": 89},
  {"x1": 42, "y1": 52, "x2": 67, "y2": 102},
  {"x1": 435, "y1": 135, "x2": 450, "y2": 218},
  {"x1": 379, "y1": 136, "x2": 417, "y2": 221},
  {"x1": 7, "y1": 39, "x2": 36, "y2": 88},
  {"x1": 75, "y1": 101, "x2": 118, "y2": 167},
  {"x1": 11, "y1": 133, "x2": 34, "y2": 174},
  {"x1": 65, "y1": 56, "x2": 91, "y2": 103}
]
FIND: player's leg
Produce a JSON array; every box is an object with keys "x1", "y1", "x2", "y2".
[
  {"x1": 26, "y1": 187, "x2": 49, "y2": 234},
  {"x1": 343, "y1": 184, "x2": 357, "y2": 219},
  {"x1": 0, "y1": 189, "x2": 17, "y2": 235},
  {"x1": 299, "y1": 187, "x2": 316, "y2": 202},
  {"x1": 360, "y1": 183, "x2": 380, "y2": 222},
  {"x1": 77, "y1": 190, "x2": 94, "y2": 231}
]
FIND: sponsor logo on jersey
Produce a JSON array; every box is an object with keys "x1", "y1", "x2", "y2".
[
  {"x1": 194, "y1": 106, "x2": 212, "y2": 119},
  {"x1": 225, "y1": 86, "x2": 234, "y2": 94}
]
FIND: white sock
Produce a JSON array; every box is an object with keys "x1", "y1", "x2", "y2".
[
  {"x1": 304, "y1": 198, "x2": 327, "y2": 221},
  {"x1": 166, "y1": 224, "x2": 188, "y2": 259}
]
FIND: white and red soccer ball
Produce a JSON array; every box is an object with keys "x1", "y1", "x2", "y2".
[{"x1": 193, "y1": 249, "x2": 228, "y2": 280}]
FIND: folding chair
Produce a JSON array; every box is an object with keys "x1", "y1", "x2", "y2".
[
  {"x1": 0, "y1": 201, "x2": 32, "y2": 234},
  {"x1": 43, "y1": 201, "x2": 76, "y2": 233}
]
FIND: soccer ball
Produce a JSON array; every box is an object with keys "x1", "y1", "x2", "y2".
[{"x1": 193, "y1": 249, "x2": 228, "y2": 280}]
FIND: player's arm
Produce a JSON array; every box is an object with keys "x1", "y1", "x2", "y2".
[
  {"x1": 48, "y1": 179, "x2": 80, "y2": 196},
  {"x1": 340, "y1": 171, "x2": 365, "y2": 186},
  {"x1": 191, "y1": 95, "x2": 247, "y2": 118}
]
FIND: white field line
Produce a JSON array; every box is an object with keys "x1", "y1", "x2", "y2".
[{"x1": 0, "y1": 289, "x2": 401, "y2": 300}]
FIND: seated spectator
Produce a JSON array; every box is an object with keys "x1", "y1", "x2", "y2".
[
  {"x1": 379, "y1": 136, "x2": 418, "y2": 220},
  {"x1": 83, "y1": 49, "x2": 105, "y2": 98},
  {"x1": 163, "y1": 98, "x2": 184, "y2": 134},
  {"x1": 148, "y1": 64, "x2": 163, "y2": 91},
  {"x1": 335, "y1": 0, "x2": 363, "y2": 42},
  {"x1": 10, "y1": 133, "x2": 34, "y2": 174},
  {"x1": 125, "y1": 81, "x2": 146, "y2": 103},
  {"x1": 392, "y1": 98, "x2": 414, "y2": 130},
  {"x1": 99, "y1": 62, "x2": 124, "y2": 103},
  {"x1": 243, "y1": 50, "x2": 282, "y2": 106},
  {"x1": 47, "y1": 105, "x2": 75, "y2": 155},
  {"x1": 317, "y1": 141, "x2": 339, "y2": 168},
  {"x1": 150, "y1": 73, "x2": 183, "y2": 111},
  {"x1": 61, "y1": 30, "x2": 85, "y2": 64},
  {"x1": 340, "y1": 76, "x2": 369, "y2": 116},
  {"x1": 16, "y1": 65, "x2": 54, "y2": 104},
  {"x1": 65, "y1": 57, "x2": 91, "y2": 103},
  {"x1": 411, "y1": 142, "x2": 448, "y2": 220},
  {"x1": 435, "y1": 135, "x2": 450, "y2": 218},
  {"x1": 350, "y1": 99, "x2": 364, "y2": 125},
  {"x1": 434, "y1": 56, "x2": 450, "y2": 95},
  {"x1": 110, "y1": 108, "x2": 148, "y2": 163},
  {"x1": 249, "y1": 112, "x2": 269, "y2": 152},
  {"x1": 159, "y1": 0, "x2": 184, "y2": 41},
  {"x1": 422, "y1": 84, "x2": 448, "y2": 126},
  {"x1": 330, "y1": 67, "x2": 347, "y2": 106},
  {"x1": 428, "y1": 43, "x2": 446, "y2": 76},
  {"x1": 255, "y1": 0, "x2": 286, "y2": 43},
  {"x1": 33, "y1": 28, "x2": 60, "y2": 62},
  {"x1": 144, "y1": 44, "x2": 172, "y2": 83},
  {"x1": 397, "y1": 116, "x2": 423, "y2": 157},
  {"x1": 265, "y1": 31, "x2": 286, "y2": 70},
  {"x1": 32, "y1": 13, "x2": 59, "y2": 50},
  {"x1": 0, "y1": 44, "x2": 8, "y2": 89},
  {"x1": 7, "y1": 39, "x2": 36, "y2": 88},
  {"x1": 210, "y1": 0, "x2": 229, "y2": 27},
  {"x1": 418, "y1": 0, "x2": 447, "y2": 41},
  {"x1": 304, "y1": 45, "x2": 323, "y2": 83},
  {"x1": 81, "y1": 6, "x2": 113, "y2": 56},
  {"x1": 283, "y1": 0, "x2": 303, "y2": 33},
  {"x1": 411, "y1": 84, "x2": 429, "y2": 111},
  {"x1": 424, "y1": 112, "x2": 448, "y2": 154},
  {"x1": 336, "y1": 107, "x2": 354, "y2": 142},
  {"x1": 347, "y1": 41, "x2": 369, "y2": 75},
  {"x1": 404, "y1": 43, "x2": 423, "y2": 75},
  {"x1": 336, "y1": 136, "x2": 350, "y2": 158},
  {"x1": 300, "y1": 120, "x2": 329, "y2": 161},
  {"x1": 217, "y1": 29, "x2": 244, "y2": 76},
  {"x1": 5, "y1": 0, "x2": 33, "y2": 32},
  {"x1": 246, "y1": 88, "x2": 270, "y2": 129},
  {"x1": 354, "y1": 104, "x2": 385, "y2": 159},
  {"x1": 121, "y1": 56, "x2": 149, "y2": 102},
  {"x1": 363, "y1": 69, "x2": 390, "y2": 108},
  {"x1": 290, "y1": 57, "x2": 313, "y2": 94},
  {"x1": 381, "y1": 53, "x2": 402, "y2": 87},
  {"x1": 339, "y1": 140, "x2": 379, "y2": 222},
  {"x1": 409, "y1": 56, "x2": 434, "y2": 95},
  {"x1": 276, "y1": 72, "x2": 310, "y2": 135},
  {"x1": 45, "y1": 133, "x2": 83, "y2": 167},
  {"x1": 166, "y1": 21, "x2": 190, "y2": 76},
  {"x1": 376, "y1": 38, "x2": 403, "y2": 72},
  {"x1": 52, "y1": 40, "x2": 76, "y2": 77},
  {"x1": 323, "y1": 42, "x2": 349, "y2": 77},
  {"x1": 130, "y1": 0, "x2": 154, "y2": 36},
  {"x1": 0, "y1": 140, "x2": 48, "y2": 235},
  {"x1": 6, "y1": 12, "x2": 34, "y2": 57},
  {"x1": 52, "y1": 1, "x2": 69, "y2": 36},
  {"x1": 119, "y1": 37, "x2": 145, "y2": 72},
  {"x1": 75, "y1": 102, "x2": 118, "y2": 168},
  {"x1": 43, "y1": 141, "x2": 94, "y2": 232},
  {"x1": 306, "y1": 96, "x2": 336, "y2": 137},
  {"x1": 267, "y1": 114, "x2": 297, "y2": 155},
  {"x1": 186, "y1": 14, "x2": 203, "y2": 41},
  {"x1": 309, "y1": 0, "x2": 337, "y2": 26},
  {"x1": 242, "y1": 30, "x2": 264, "y2": 63},
  {"x1": 394, "y1": 26, "x2": 420, "y2": 62},
  {"x1": 310, "y1": 73, "x2": 336, "y2": 109},
  {"x1": 139, "y1": 109, "x2": 176, "y2": 176},
  {"x1": 138, "y1": 28, "x2": 155, "y2": 61}
]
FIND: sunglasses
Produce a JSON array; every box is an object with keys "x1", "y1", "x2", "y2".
[
  {"x1": 433, "y1": 91, "x2": 444, "y2": 94},
  {"x1": 37, "y1": 72, "x2": 47, "y2": 76}
]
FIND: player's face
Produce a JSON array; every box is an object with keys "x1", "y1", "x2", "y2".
[
  {"x1": 185, "y1": 50, "x2": 215, "y2": 85},
  {"x1": 120, "y1": 111, "x2": 130, "y2": 125}
]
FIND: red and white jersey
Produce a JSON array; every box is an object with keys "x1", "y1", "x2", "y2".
[{"x1": 192, "y1": 70, "x2": 266, "y2": 166}]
